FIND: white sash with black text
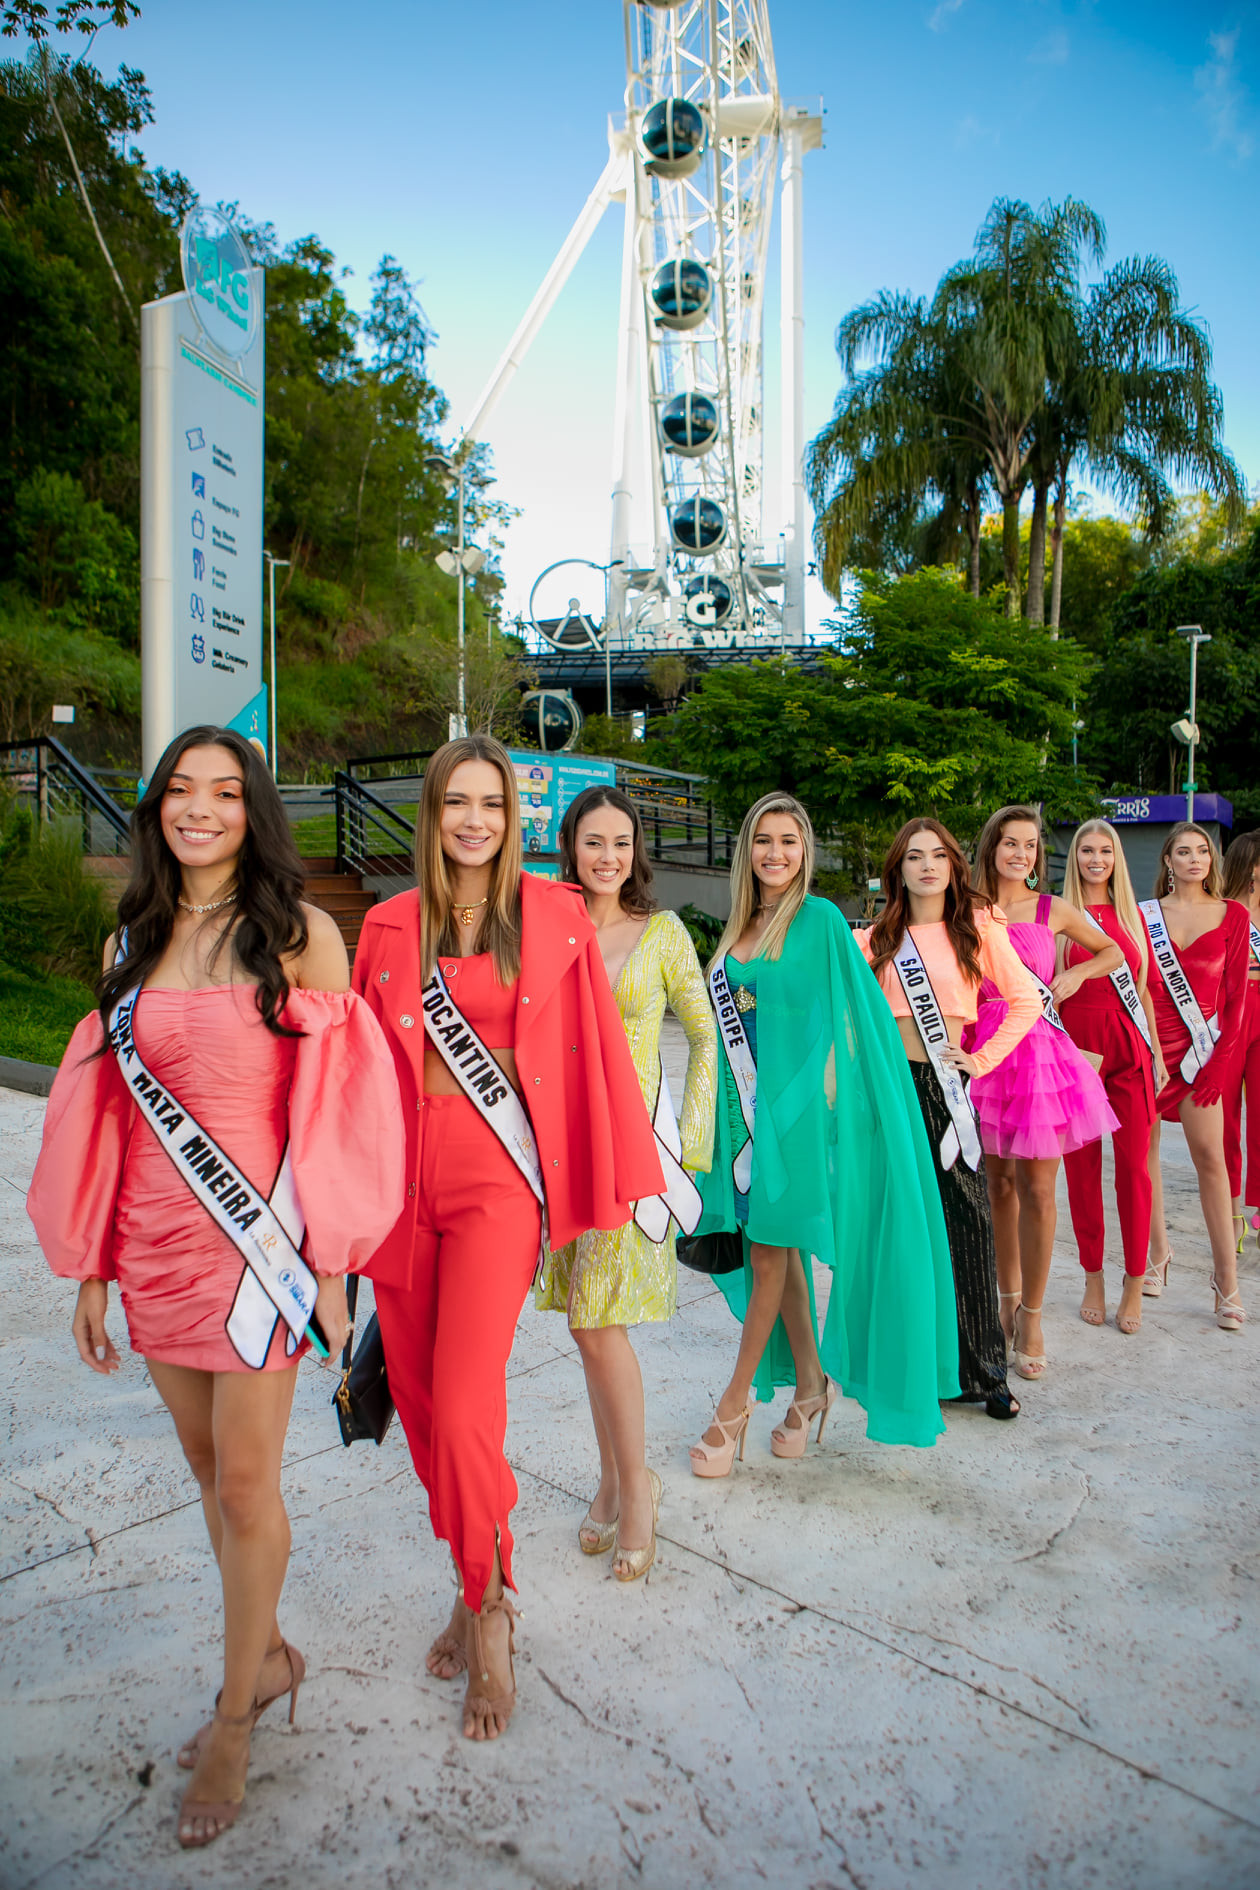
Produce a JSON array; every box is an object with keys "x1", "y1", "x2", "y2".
[
  {"x1": 1027, "y1": 968, "x2": 1068, "y2": 1035},
  {"x1": 1250, "y1": 920, "x2": 1260, "y2": 974},
  {"x1": 420, "y1": 966, "x2": 545, "y2": 1210},
  {"x1": 107, "y1": 980, "x2": 317, "y2": 1369},
  {"x1": 709, "y1": 960, "x2": 757, "y2": 1197},
  {"x1": 1139, "y1": 900, "x2": 1219, "y2": 1081},
  {"x1": 632, "y1": 1059, "x2": 703, "y2": 1244},
  {"x1": 1109, "y1": 960, "x2": 1154, "y2": 1058},
  {"x1": 891, "y1": 936, "x2": 983, "y2": 1172}
]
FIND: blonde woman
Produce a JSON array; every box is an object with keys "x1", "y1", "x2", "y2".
[
  {"x1": 538, "y1": 786, "x2": 716, "y2": 1581},
  {"x1": 1143, "y1": 822, "x2": 1250, "y2": 1330},
  {"x1": 352, "y1": 737, "x2": 662, "y2": 1739},
  {"x1": 1059, "y1": 821, "x2": 1168, "y2": 1333},
  {"x1": 1221, "y1": 831, "x2": 1260, "y2": 1260},
  {"x1": 689, "y1": 792, "x2": 960, "y2": 1470}
]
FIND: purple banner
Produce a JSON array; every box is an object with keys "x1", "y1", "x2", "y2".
[{"x1": 1103, "y1": 793, "x2": 1233, "y2": 826}]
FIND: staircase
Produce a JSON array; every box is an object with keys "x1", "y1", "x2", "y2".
[{"x1": 301, "y1": 858, "x2": 376, "y2": 959}]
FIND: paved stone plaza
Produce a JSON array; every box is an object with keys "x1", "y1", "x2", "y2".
[{"x1": 2, "y1": 1025, "x2": 1257, "y2": 1890}]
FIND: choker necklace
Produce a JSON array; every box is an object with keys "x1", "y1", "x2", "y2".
[
  {"x1": 178, "y1": 890, "x2": 237, "y2": 915},
  {"x1": 454, "y1": 896, "x2": 489, "y2": 927}
]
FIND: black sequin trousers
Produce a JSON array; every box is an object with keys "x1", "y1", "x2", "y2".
[{"x1": 910, "y1": 1061, "x2": 1009, "y2": 1399}]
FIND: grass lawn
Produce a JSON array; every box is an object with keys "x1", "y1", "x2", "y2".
[
  {"x1": 290, "y1": 805, "x2": 418, "y2": 860},
  {"x1": 0, "y1": 965, "x2": 95, "y2": 1067}
]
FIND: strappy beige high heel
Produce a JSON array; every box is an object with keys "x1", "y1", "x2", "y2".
[
  {"x1": 612, "y1": 1468, "x2": 662, "y2": 1583},
  {"x1": 770, "y1": 1377, "x2": 838, "y2": 1459},
  {"x1": 1211, "y1": 1279, "x2": 1246, "y2": 1332},
  {"x1": 1079, "y1": 1274, "x2": 1106, "y2": 1326},
  {"x1": 998, "y1": 1289, "x2": 1022, "y2": 1348},
  {"x1": 689, "y1": 1404, "x2": 751, "y2": 1478},
  {"x1": 1011, "y1": 1304, "x2": 1047, "y2": 1379},
  {"x1": 177, "y1": 1704, "x2": 252, "y2": 1849},
  {"x1": 177, "y1": 1638, "x2": 305, "y2": 1770},
  {"x1": 463, "y1": 1593, "x2": 517, "y2": 1740},
  {"x1": 1143, "y1": 1248, "x2": 1172, "y2": 1297}
]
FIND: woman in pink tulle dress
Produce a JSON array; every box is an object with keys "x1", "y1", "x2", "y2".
[
  {"x1": 967, "y1": 806, "x2": 1121, "y2": 1380},
  {"x1": 27, "y1": 727, "x2": 404, "y2": 1852}
]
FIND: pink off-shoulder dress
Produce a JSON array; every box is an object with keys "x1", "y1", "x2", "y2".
[{"x1": 27, "y1": 986, "x2": 406, "y2": 1371}]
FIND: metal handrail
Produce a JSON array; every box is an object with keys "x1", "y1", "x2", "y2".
[
  {"x1": 333, "y1": 772, "x2": 414, "y2": 882},
  {"x1": 0, "y1": 736, "x2": 132, "y2": 854}
]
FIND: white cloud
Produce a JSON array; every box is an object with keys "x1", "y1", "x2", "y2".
[
  {"x1": 1029, "y1": 31, "x2": 1070, "y2": 66},
  {"x1": 1195, "y1": 27, "x2": 1254, "y2": 160},
  {"x1": 929, "y1": 0, "x2": 965, "y2": 31},
  {"x1": 955, "y1": 113, "x2": 999, "y2": 149}
]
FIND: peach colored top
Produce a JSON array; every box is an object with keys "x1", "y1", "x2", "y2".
[{"x1": 854, "y1": 907, "x2": 1042, "y2": 1078}]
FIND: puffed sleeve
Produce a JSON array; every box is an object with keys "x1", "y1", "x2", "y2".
[
  {"x1": 27, "y1": 1012, "x2": 132, "y2": 1281},
  {"x1": 969, "y1": 909, "x2": 1043, "y2": 1078},
  {"x1": 282, "y1": 989, "x2": 406, "y2": 1274},
  {"x1": 659, "y1": 911, "x2": 717, "y2": 1173}
]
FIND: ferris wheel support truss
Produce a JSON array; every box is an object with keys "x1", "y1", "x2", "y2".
[{"x1": 458, "y1": 1, "x2": 821, "y2": 666}]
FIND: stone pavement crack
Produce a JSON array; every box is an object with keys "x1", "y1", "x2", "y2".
[
  {"x1": 13, "y1": 1790, "x2": 145, "y2": 1890},
  {"x1": 1012, "y1": 1467, "x2": 1091, "y2": 1564},
  {"x1": 842, "y1": 1605, "x2": 1091, "y2": 1728}
]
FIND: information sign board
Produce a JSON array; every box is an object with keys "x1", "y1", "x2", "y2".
[{"x1": 508, "y1": 751, "x2": 617, "y2": 856}]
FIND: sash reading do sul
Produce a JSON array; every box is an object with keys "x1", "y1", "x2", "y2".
[
  {"x1": 709, "y1": 960, "x2": 757, "y2": 1197},
  {"x1": 1109, "y1": 960, "x2": 1155, "y2": 1058},
  {"x1": 632, "y1": 1059, "x2": 703, "y2": 1245},
  {"x1": 107, "y1": 977, "x2": 317, "y2": 1370},
  {"x1": 420, "y1": 965, "x2": 545, "y2": 1220},
  {"x1": 891, "y1": 936, "x2": 983, "y2": 1172},
  {"x1": 1139, "y1": 900, "x2": 1220, "y2": 1081}
]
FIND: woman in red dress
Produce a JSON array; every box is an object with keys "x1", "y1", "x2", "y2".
[
  {"x1": 27, "y1": 727, "x2": 405, "y2": 1849},
  {"x1": 1059, "y1": 820, "x2": 1167, "y2": 1335},
  {"x1": 1144, "y1": 822, "x2": 1250, "y2": 1329},
  {"x1": 1221, "y1": 830, "x2": 1260, "y2": 1260},
  {"x1": 352, "y1": 735, "x2": 662, "y2": 1742}
]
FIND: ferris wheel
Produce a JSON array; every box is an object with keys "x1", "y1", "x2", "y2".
[{"x1": 460, "y1": 1, "x2": 821, "y2": 668}]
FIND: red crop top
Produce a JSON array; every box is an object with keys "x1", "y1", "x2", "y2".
[{"x1": 436, "y1": 952, "x2": 516, "y2": 1047}]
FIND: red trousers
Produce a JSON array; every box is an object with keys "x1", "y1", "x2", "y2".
[
  {"x1": 1223, "y1": 982, "x2": 1260, "y2": 1204},
  {"x1": 1062, "y1": 1007, "x2": 1154, "y2": 1277},
  {"x1": 375, "y1": 1094, "x2": 541, "y2": 1613}
]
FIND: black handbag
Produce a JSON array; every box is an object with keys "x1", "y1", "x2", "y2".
[
  {"x1": 676, "y1": 1229, "x2": 745, "y2": 1276},
  {"x1": 332, "y1": 1275, "x2": 396, "y2": 1446}
]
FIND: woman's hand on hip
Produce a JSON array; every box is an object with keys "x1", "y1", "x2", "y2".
[
  {"x1": 937, "y1": 1044, "x2": 981, "y2": 1080},
  {"x1": 72, "y1": 1279, "x2": 120, "y2": 1375},
  {"x1": 313, "y1": 1274, "x2": 352, "y2": 1365}
]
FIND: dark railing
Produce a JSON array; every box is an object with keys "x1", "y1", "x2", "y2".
[
  {"x1": 0, "y1": 736, "x2": 131, "y2": 855},
  {"x1": 333, "y1": 772, "x2": 415, "y2": 885},
  {"x1": 345, "y1": 749, "x2": 737, "y2": 869}
]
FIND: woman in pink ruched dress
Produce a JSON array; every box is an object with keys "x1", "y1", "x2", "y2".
[
  {"x1": 967, "y1": 806, "x2": 1121, "y2": 1380},
  {"x1": 27, "y1": 727, "x2": 404, "y2": 1852}
]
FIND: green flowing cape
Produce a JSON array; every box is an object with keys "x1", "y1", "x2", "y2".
[{"x1": 697, "y1": 896, "x2": 960, "y2": 1446}]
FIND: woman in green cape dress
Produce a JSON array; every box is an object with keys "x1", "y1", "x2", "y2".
[{"x1": 689, "y1": 794, "x2": 960, "y2": 1468}]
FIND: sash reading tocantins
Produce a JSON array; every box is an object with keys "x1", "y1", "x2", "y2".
[
  {"x1": 107, "y1": 975, "x2": 319, "y2": 1370},
  {"x1": 709, "y1": 960, "x2": 757, "y2": 1197},
  {"x1": 890, "y1": 935, "x2": 983, "y2": 1172},
  {"x1": 1139, "y1": 899, "x2": 1220, "y2": 1081},
  {"x1": 420, "y1": 964, "x2": 545, "y2": 1209}
]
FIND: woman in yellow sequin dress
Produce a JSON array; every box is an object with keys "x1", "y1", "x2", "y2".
[{"x1": 537, "y1": 787, "x2": 716, "y2": 1580}]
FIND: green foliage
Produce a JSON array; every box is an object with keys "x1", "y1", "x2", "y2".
[
  {"x1": 0, "y1": 589, "x2": 140, "y2": 740},
  {"x1": 0, "y1": 795, "x2": 114, "y2": 983},
  {"x1": 577, "y1": 713, "x2": 641, "y2": 759},
  {"x1": 13, "y1": 468, "x2": 139, "y2": 641},
  {"x1": 675, "y1": 902, "x2": 724, "y2": 961},
  {"x1": 0, "y1": 961, "x2": 96, "y2": 1064}
]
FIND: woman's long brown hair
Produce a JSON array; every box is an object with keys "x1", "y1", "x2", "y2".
[
  {"x1": 1220, "y1": 829, "x2": 1259, "y2": 905},
  {"x1": 867, "y1": 818, "x2": 990, "y2": 988},
  {"x1": 972, "y1": 803, "x2": 1047, "y2": 901},
  {"x1": 415, "y1": 734, "x2": 523, "y2": 984},
  {"x1": 97, "y1": 726, "x2": 308, "y2": 1043}
]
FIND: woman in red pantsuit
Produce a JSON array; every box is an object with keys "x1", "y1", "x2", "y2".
[
  {"x1": 1221, "y1": 831, "x2": 1260, "y2": 1256},
  {"x1": 1144, "y1": 823, "x2": 1250, "y2": 1331},
  {"x1": 1060, "y1": 821, "x2": 1168, "y2": 1335},
  {"x1": 353, "y1": 735, "x2": 662, "y2": 1741}
]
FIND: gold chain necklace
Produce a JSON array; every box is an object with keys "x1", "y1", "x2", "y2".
[
  {"x1": 177, "y1": 890, "x2": 237, "y2": 915},
  {"x1": 454, "y1": 896, "x2": 489, "y2": 927}
]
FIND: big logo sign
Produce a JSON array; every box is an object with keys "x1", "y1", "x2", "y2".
[{"x1": 179, "y1": 205, "x2": 259, "y2": 362}]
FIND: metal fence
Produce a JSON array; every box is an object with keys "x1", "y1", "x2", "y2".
[{"x1": 0, "y1": 737, "x2": 132, "y2": 855}]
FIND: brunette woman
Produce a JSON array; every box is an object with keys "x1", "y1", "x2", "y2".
[
  {"x1": 1059, "y1": 821, "x2": 1168, "y2": 1334},
  {"x1": 690, "y1": 793, "x2": 960, "y2": 1469},
  {"x1": 969, "y1": 807, "x2": 1121, "y2": 1377},
  {"x1": 537, "y1": 787, "x2": 715, "y2": 1580},
  {"x1": 1143, "y1": 823, "x2": 1250, "y2": 1329},
  {"x1": 352, "y1": 736, "x2": 663, "y2": 1739},
  {"x1": 858, "y1": 820, "x2": 1040, "y2": 1419},
  {"x1": 1221, "y1": 831, "x2": 1260, "y2": 1260},
  {"x1": 27, "y1": 727, "x2": 405, "y2": 1850}
]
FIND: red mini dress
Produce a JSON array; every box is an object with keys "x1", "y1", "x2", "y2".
[
  {"x1": 28, "y1": 986, "x2": 406, "y2": 1371},
  {"x1": 1148, "y1": 900, "x2": 1250, "y2": 1118}
]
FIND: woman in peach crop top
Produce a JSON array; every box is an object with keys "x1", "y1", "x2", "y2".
[{"x1": 856, "y1": 818, "x2": 1039, "y2": 1420}]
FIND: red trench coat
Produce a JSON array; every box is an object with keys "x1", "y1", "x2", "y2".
[{"x1": 351, "y1": 873, "x2": 666, "y2": 1291}]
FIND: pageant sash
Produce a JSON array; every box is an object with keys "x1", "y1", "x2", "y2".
[
  {"x1": 632, "y1": 1059, "x2": 703, "y2": 1244},
  {"x1": 420, "y1": 967, "x2": 545, "y2": 1207},
  {"x1": 1250, "y1": 920, "x2": 1260, "y2": 973},
  {"x1": 891, "y1": 937, "x2": 983, "y2": 1173},
  {"x1": 1139, "y1": 901, "x2": 1219, "y2": 1081},
  {"x1": 106, "y1": 978, "x2": 317, "y2": 1369},
  {"x1": 1109, "y1": 961, "x2": 1155, "y2": 1057},
  {"x1": 1027, "y1": 968, "x2": 1068, "y2": 1035},
  {"x1": 710, "y1": 960, "x2": 757, "y2": 1197}
]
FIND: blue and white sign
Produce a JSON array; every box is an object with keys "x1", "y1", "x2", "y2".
[{"x1": 141, "y1": 206, "x2": 266, "y2": 773}]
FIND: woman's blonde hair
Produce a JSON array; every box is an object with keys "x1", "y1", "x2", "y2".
[
  {"x1": 1155, "y1": 821, "x2": 1223, "y2": 899},
  {"x1": 710, "y1": 792, "x2": 815, "y2": 970},
  {"x1": 972, "y1": 804, "x2": 1047, "y2": 900},
  {"x1": 1062, "y1": 818, "x2": 1149, "y2": 989},
  {"x1": 415, "y1": 734, "x2": 523, "y2": 984}
]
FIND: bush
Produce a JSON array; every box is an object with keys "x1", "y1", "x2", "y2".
[
  {"x1": 0, "y1": 963, "x2": 96, "y2": 1065},
  {"x1": 0, "y1": 799, "x2": 114, "y2": 985},
  {"x1": 13, "y1": 470, "x2": 140, "y2": 646},
  {"x1": 676, "y1": 902, "x2": 724, "y2": 961}
]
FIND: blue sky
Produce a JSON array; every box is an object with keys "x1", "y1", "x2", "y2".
[{"x1": 39, "y1": 1, "x2": 1259, "y2": 625}]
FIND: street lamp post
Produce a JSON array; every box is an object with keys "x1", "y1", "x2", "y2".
[
  {"x1": 263, "y1": 552, "x2": 290, "y2": 776},
  {"x1": 1174, "y1": 624, "x2": 1211, "y2": 823},
  {"x1": 427, "y1": 454, "x2": 487, "y2": 738}
]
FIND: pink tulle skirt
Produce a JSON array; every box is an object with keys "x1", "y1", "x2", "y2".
[{"x1": 965, "y1": 1010, "x2": 1120, "y2": 1161}]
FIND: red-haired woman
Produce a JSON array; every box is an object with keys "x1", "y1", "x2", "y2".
[
  {"x1": 1143, "y1": 822, "x2": 1250, "y2": 1329},
  {"x1": 857, "y1": 820, "x2": 1041, "y2": 1418},
  {"x1": 1221, "y1": 831, "x2": 1260, "y2": 1261},
  {"x1": 352, "y1": 736, "x2": 663, "y2": 1741}
]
